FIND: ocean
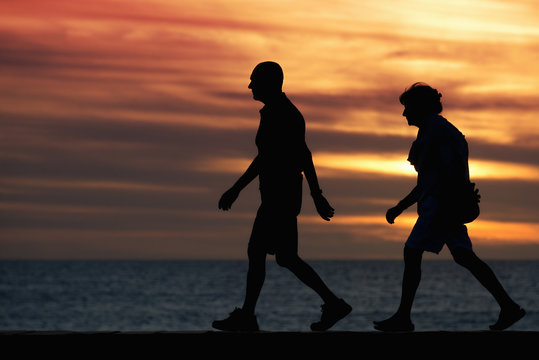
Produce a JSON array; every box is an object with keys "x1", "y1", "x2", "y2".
[{"x1": 0, "y1": 260, "x2": 537, "y2": 332}]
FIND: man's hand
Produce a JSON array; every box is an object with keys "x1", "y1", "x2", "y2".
[
  {"x1": 386, "y1": 205, "x2": 404, "y2": 224},
  {"x1": 313, "y1": 193, "x2": 335, "y2": 221},
  {"x1": 218, "y1": 188, "x2": 240, "y2": 211}
]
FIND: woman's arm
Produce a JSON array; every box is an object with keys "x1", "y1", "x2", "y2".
[{"x1": 386, "y1": 185, "x2": 420, "y2": 224}]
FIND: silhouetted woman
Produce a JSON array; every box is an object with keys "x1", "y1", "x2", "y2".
[{"x1": 374, "y1": 83, "x2": 525, "y2": 331}]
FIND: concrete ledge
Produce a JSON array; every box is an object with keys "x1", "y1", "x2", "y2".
[{"x1": 1, "y1": 331, "x2": 537, "y2": 357}]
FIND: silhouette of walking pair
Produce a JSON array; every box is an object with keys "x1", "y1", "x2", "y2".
[{"x1": 212, "y1": 62, "x2": 525, "y2": 332}]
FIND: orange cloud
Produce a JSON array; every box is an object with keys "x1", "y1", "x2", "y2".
[{"x1": 1, "y1": 0, "x2": 539, "y2": 259}]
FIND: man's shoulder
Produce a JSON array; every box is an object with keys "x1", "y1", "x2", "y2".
[
  {"x1": 264, "y1": 94, "x2": 304, "y2": 124},
  {"x1": 283, "y1": 94, "x2": 304, "y2": 121}
]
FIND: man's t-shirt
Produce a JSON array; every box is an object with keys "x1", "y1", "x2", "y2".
[{"x1": 255, "y1": 93, "x2": 312, "y2": 214}]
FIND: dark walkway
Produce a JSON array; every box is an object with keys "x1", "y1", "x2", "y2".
[{"x1": 1, "y1": 330, "x2": 536, "y2": 357}]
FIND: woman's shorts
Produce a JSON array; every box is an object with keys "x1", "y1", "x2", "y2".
[{"x1": 406, "y1": 196, "x2": 473, "y2": 254}]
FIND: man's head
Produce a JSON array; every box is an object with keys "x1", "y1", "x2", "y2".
[
  {"x1": 248, "y1": 61, "x2": 284, "y2": 103},
  {"x1": 400, "y1": 82, "x2": 443, "y2": 127}
]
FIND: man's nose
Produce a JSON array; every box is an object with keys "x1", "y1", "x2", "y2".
[{"x1": 248, "y1": 81, "x2": 253, "y2": 89}]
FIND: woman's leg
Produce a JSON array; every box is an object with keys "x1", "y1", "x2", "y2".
[{"x1": 373, "y1": 246, "x2": 423, "y2": 331}]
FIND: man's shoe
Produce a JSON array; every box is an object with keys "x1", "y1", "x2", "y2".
[
  {"x1": 310, "y1": 298, "x2": 352, "y2": 331},
  {"x1": 489, "y1": 306, "x2": 525, "y2": 331},
  {"x1": 373, "y1": 315, "x2": 414, "y2": 332},
  {"x1": 212, "y1": 308, "x2": 259, "y2": 332}
]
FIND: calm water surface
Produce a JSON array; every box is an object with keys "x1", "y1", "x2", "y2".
[{"x1": 1, "y1": 260, "x2": 537, "y2": 331}]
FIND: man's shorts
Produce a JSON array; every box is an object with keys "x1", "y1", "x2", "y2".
[
  {"x1": 248, "y1": 205, "x2": 299, "y2": 255},
  {"x1": 406, "y1": 196, "x2": 473, "y2": 254},
  {"x1": 248, "y1": 175, "x2": 303, "y2": 255}
]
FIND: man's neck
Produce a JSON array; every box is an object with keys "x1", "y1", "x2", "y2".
[{"x1": 261, "y1": 91, "x2": 284, "y2": 106}]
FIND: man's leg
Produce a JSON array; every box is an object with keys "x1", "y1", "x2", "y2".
[
  {"x1": 275, "y1": 253, "x2": 338, "y2": 304},
  {"x1": 275, "y1": 253, "x2": 352, "y2": 331},
  {"x1": 374, "y1": 246, "x2": 422, "y2": 331},
  {"x1": 212, "y1": 212, "x2": 267, "y2": 332},
  {"x1": 211, "y1": 248, "x2": 264, "y2": 331},
  {"x1": 451, "y1": 247, "x2": 525, "y2": 330},
  {"x1": 242, "y1": 248, "x2": 267, "y2": 315}
]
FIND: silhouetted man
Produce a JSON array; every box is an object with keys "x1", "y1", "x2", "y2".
[
  {"x1": 374, "y1": 82, "x2": 525, "y2": 331},
  {"x1": 212, "y1": 61, "x2": 351, "y2": 331}
]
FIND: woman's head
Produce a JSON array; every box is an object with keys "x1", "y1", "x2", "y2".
[{"x1": 400, "y1": 82, "x2": 443, "y2": 126}]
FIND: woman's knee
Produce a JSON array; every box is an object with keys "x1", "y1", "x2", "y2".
[
  {"x1": 404, "y1": 246, "x2": 423, "y2": 267},
  {"x1": 247, "y1": 244, "x2": 266, "y2": 263}
]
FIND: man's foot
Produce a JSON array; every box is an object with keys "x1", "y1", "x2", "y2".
[
  {"x1": 310, "y1": 298, "x2": 352, "y2": 331},
  {"x1": 489, "y1": 305, "x2": 525, "y2": 331},
  {"x1": 373, "y1": 315, "x2": 414, "y2": 332},
  {"x1": 212, "y1": 308, "x2": 260, "y2": 332}
]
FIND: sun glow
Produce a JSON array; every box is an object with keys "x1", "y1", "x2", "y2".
[
  {"x1": 315, "y1": 153, "x2": 416, "y2": 177},
  {"x1": 314, "y1": 153, "x2": 539, "y2": 181},
  {"x1": 202, "y1": 152, "x2": 539, "y2": 182}
]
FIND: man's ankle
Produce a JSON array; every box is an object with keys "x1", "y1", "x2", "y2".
[{"x1": 241, "y1": 307, "x2": 255, "y2": 316}]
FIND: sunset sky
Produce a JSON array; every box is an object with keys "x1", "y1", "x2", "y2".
[{"x1": 1, "y1": 0, "x2": 538, "y2": 259}]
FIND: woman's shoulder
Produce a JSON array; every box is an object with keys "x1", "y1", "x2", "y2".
[{"x1": 431, "y1": 115, "x2": 464, "y2": 140}]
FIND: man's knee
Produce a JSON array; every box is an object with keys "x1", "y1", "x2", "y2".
[
  {"x1": 451, "y1": 247, "x2": 476, "y2": 267},
  {"x1": 275, "y1": 253, "x2": 299, "y2": 269}
]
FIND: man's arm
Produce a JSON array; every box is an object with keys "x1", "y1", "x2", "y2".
[
  {"x1": 218, "y1": 156, "x2": 260, "y2": 211},
  {"x1": 302, "y1": 145, "x2": 334, "y2": 221},
  {"x1": 386, "y1": 185, "x2": 420, "y2": 224}
]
